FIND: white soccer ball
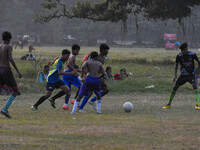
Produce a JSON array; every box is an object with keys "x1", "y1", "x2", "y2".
[{"x1": 123, "y1": 102, "x2": 133, "y2": 113}]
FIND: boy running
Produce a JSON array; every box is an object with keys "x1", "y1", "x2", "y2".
[
  {"x1": 162, "y1": 43, "x2": 200, "y2": 110},
  {"x1": 78, "y1": 44, "x2": 109, "y2": 112},
  {"x1": 31, "y1": 49, "x2": 75, "y2": 110},
  {"x1": 48, "y1": 44, "x2": 82, "y2": 110},
  {"x1": 0, "y1": 31, "x2": 22, "y2": 118},
  {"x1": 71, "y1": 51, "x2": 106, "y2": 114}
]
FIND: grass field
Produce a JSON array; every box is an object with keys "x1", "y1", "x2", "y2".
[{"x1": 1, "y1": 46, "x2": 200, "y2": 150}]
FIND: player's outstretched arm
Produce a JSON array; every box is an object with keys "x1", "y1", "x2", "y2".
[
  {"x1": 8, "y1": 46, "x2": 22, "y2": 78},
  {"x1": 58, "y1": 70, "x2": 76, "y2": 76}
]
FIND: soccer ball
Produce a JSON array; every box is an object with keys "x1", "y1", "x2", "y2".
[{"x1": 123, "y1": 102, "x2": 133, "y2": 113}]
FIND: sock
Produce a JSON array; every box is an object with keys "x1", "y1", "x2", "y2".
[
  {"x1": 65, "y1": 94, "x2": 70, "y2": 105},
  {"x1": 2, "y1": 95, "x2": 15, "y2": 111},
  {"x1": 194, "y1": 89, "x2": 199, "y2": 105},
  {"x1": 91, "y1": 92, "x2": 104, "y2": 102},
  {"x1": 34, "y1": 96, "x2": 47, "y2": 107},
  {"x1": 97, "y1": 100, "x2": 101, "y2": 112},
  {"x1": 79, "y1": 97, "x2": 89, "y2": 110},
  {"x1": 52, "y1": 90, "x2": 66, "y2": 101},
  {"x1": 71, "y1": 101, "x2": 80, "y2": 113},
  {"x1": 168, "y1": 90, "x2": 176, "y2": 105}
]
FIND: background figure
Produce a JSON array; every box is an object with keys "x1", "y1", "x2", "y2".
[
  {"x1": 20, "y1": 54, "x2": 29, "y2": 60},
  {"x1": 27, "y1": 54, "x2": 35, "y2": 61},
  {"x1": 28, "y1": 43, "x2": 36, "y2": 53},
  {"x1": 105, "y1": 66, "x2": 113, "y2": 80},
  {"x1": 37, "y1": 65, "x2": 50, "y2": 83}
]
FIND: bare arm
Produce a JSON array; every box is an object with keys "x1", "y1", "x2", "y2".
[
  {"x1": 8, "y1": 46, "x2": 22, "y2": 78},
  {"x1": 99, "y1": 65, "x2": 106, "y2": 78},
  {"x1": 58, "y1": 70, "x2": 75, "y2": 76},
  {"x1": 81, "y1": 62, "x2": 87, "y2": 78}
]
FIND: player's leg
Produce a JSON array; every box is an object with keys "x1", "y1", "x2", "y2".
[
  {"x1": 78, "y1": 92, "x2": 93, "y2": 111},
  {"x1": 1, "y1": 87, "x2": 20, "y2": 118},
  {"x1": 90, "y1": 79, "x2": 108, "y2": 102},
  {"x1": 191, "y1": 76, "x2": 200, "y2": 110},
  {"x1": 48, "y1": 90, "x2": 66, "y2": 108},
  {"x1": 96, "y1": 93, "x2": 102, "y2": 114},
  {"x1": 60, "y1": 84, "x2": 71, "y2": 110},
  {"x1": 71, "y1": 96, "x2": 83, "y2": 114},
  {"x1": 162, "y1": 76, "x2": 185, "y2": 109},
  {"x1": 32, "y1": 90, "x2": 52, "y2": 110}
]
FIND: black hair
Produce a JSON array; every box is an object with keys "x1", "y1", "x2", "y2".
[
  {"x1": 2, "y1": 31, "x2": 12, "y2": 41},
  {"x1": 90, "y1": 51, "x2": 98, "y2": 59},
  {"x1": 62, "y1": 49, "x2": 71, "y2": 55},
  {"x1": 72, "y1": 44, "x2": 80, "y2": 50},
  {"x1": 100, "y1": 43, "x2": 109, "y2": 52},
  {"x1": 106, "y1": 66, "x2": 112, "y2": 72},
  {"x1": 120, "y1": 68, "x2": 126, "y2": 73},
  {"x1": 44, "y1": 65, "x2": 49, "y2": 69},
  {"x1": 179, "y1": 43, "x2": 188, "y2": 51}
]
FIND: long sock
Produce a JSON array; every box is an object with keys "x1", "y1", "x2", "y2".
[
  {"x1": 194, "y1": 89, "x2": 199, "y2": 105},
  {"x1": 79, "y1": 96, "x2": 89, "y2": 110},
  {"x1": 34, "y1": 96, "x2": 47, "y2": 107},
  {"x1": 91, "y1": 92, "x2": 104, "y2": 102},
  {"x1": 97, "y1": 100, "x2": 101, "y2": 112},
  {"x1": 71, "y1": 101, "x2": 80, "y2": 113},
  {"x1": 51, "y1": 90, "x2": 65, "y2": 100},
  {"x1": 2, "y1": 95, "x2": 15, "y2": 111},
  {"x1": 65, "y1": 94, "x2": 70, "y2": 105},
  {"x1": 168, "y1": 90, "x2": 176, "y2": 105}
]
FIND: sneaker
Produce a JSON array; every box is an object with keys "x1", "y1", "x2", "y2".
[
  {"x1": 162, "y1": 104, "x2": 171, "y2": 109},
  {"x1": 195, "y1": 104, "x2": 200, "y2": 110},
  {"x1": 88, "y1": 100, "x2": 97, "y2": 111},
  {"x1": 1, "y1": 109, "x2": 11, "y2": 118},
  {"x1": 70, "y1": 111, "x2": 75, "y2": 115},
  {"x1": 96, "y1": 111, "x2": 102, "y2": 114},
  {"x1": 71, "y1": 99, "x2": 75, "y2": 104},
  {"x1": 78, "y1": 109, "x2": 85, "y2": 113},
  {"x1": 62, "y1": 104, "x2": 69, "y2": 110},
  {"x1": 48, "y1": 98, "x2": 56, "y2": 108},
  {"x1": 31, "y1": 105, "x2": 38, "y2": 111}
]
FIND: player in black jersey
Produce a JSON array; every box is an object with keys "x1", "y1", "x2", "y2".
[{"x1": 163, "y1": 43, "x2": 200, "y2": 110}]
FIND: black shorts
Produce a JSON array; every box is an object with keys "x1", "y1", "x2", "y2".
[
  {"x1": 175, "y1": 74, "x2": 196, "y2": 86},
  {"x1": 0, "y1": 67, "x2": 17, "y2": 89},
  {"x1": 46, "y1": 80, "x2": 65, "y2": 91}
]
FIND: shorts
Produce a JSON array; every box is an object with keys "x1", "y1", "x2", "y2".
[
  {"x1": 46, "y1": 80, "x2": 65, "y2": 91},
  {"x1": 175, "y1": 74, "x2": 196, "y2": 87},
  {"x1": 79, "y1": 76, "x2": 101, "y2": 97},
  {"x1": 63, "y1": 70, "x2": 82, "y2": 90},
  {"x1": 0, "y1": 67, "x2": 17, "y2": 89}
]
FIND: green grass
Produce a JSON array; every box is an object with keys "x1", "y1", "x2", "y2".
[{"x1": 1, "y1": 46, "x2": 200, "y2": 149}]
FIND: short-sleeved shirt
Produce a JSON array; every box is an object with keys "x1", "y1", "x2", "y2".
[
  {"x1": 46, "y1": 57, "x2": 64, "y2": 83},
  {"x1": 176, "y1": 51, "x2": 199, "y2": 75}
]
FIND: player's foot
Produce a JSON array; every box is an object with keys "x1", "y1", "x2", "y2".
[
  {"x1": 71, "y1": 99, "x2": 75, "y2": 104},
  {"x1": 162, "y1": 104, "x2": 171, "y2": 109},
  {"x1": 48, "y1": 98, "x2": 56, "y2": 108},
  {"x1": 70, "y1": 111, "x2": 75, "y2": 115},
  {"x1": 1, "y1": 109, "x2": 11, "y2": 118},
  {"x1": 31, "y1": 105, "x2": 38, "y2": 111},
  {"x1": 96, "y1": 110, "x2": 102, "y2": 114},
  {"x1": 78, "y1": 109, "x2": 85, "y2": 113},
  {"x1": 62, "y1": 104, "x2": 69, "y2": 110},
  {"x1": 195, "y1": 104, "x2": 200, "y2": 110},
  {"x1": 88, "y1": 100, "x2": 97, "y2": 111}
]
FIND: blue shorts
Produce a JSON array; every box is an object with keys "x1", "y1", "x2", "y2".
[
  {"x1": 63, "y1": 70, "x2": 82, "y2": 90},
  {"x1": 46, "y1": 80, "x2": 65, "y2": 91},
  {"x1": 79, "y1": 76, "x2": 101, "y2": 97}
]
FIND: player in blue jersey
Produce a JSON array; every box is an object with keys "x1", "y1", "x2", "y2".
[
  {"x1": 48, "y1": 44, "x2": 81, "y2": 110},
  {"x1": 31, "y1": 49, "x2": 75, "y2": 110},
  {"x1": 162, "y1": 43, "x2": 200, "y2": 110},
  {"x1": 71, "y1": 51, "x2": 106, "y2": 114}
]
